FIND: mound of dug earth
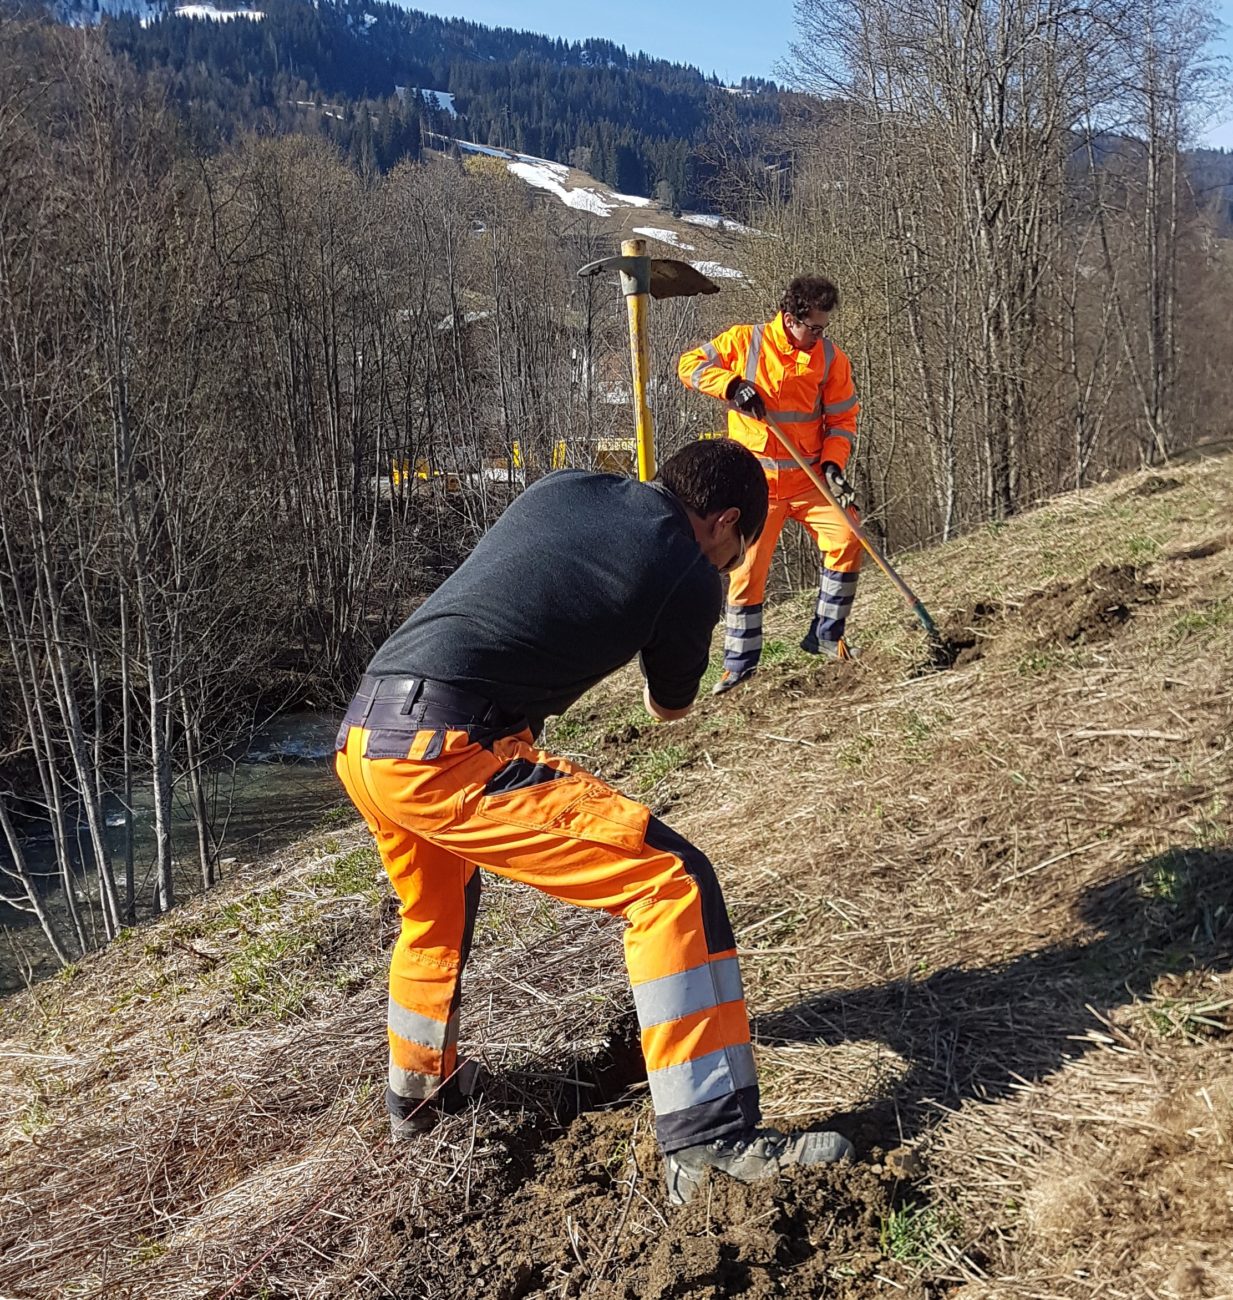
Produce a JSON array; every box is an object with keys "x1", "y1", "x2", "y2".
[
  {"x1": 393, "y1": 1109, "x2": 927, "y2": 1299},
  {"x1": 935, "y1": 599, "x2": 1003, "y2": 667},
  {"x1": 937, "y1": 563, "x2": 1160, "y2": 665},
  {"x1": 1016, "y1": 563, "x2": 1159, "y2": 644}
]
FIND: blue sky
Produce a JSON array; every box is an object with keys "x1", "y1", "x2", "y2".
[
  {"x1": 408, "y1": 0, "x2": 797, "y2": 83},
  {"x1": 409, "y1": 0, "x2": 1233, "y2": 149}
]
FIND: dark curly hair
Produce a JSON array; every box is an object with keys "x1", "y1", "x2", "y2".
[
  {"x1": 658, "y1": 439, "x2": 768, "y2": 542},
  {"x1": 780, "y1": 274, "x2": 839, "y2": 320}
]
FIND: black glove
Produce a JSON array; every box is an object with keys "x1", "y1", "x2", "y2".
[
  {"x1": 822, "y1": 461, "x2": 857, "y2": 510},
  {"x1": 725, "y1": 377, "x2": 767, "y2": 420}
]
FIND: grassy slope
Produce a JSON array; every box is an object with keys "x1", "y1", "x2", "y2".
[{"x1": 1, "y1": 452, "x2": 1231, "y2": 1298}]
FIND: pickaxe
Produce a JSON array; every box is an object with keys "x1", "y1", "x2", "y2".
[{"x1": 577, "y1": 238, "x2": 719, "y2": 481}]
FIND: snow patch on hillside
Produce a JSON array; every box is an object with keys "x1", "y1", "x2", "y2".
[
  {"x1": 441, "y1": 139, "x2": 655, "y2": 217},
  {"x1": 137, "y1": 2, "x2": 262, "y2": 20},
  {"x1": 417, "y1": 89, "x2": 457, "y2": 117},
  {"x1": 683, "y1": 213, "x2": 760, "y2": 236},
  {"x1": 633, "y1": 227, "x2": 696, "y2": 251},
  {"x1": 509, "y1": 161, "x2": 612, "y2": 215},
  {"x1": 451, "y1": 140, "x2": 514, "y2": 159},
  {"x1": 175, "y1": 4, "x2": 262, "y2": 17}
]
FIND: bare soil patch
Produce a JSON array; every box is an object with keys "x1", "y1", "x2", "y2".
[
  {"x1": 391, "y1": 1108, "x2": 927, "y2": 1300},
  {"x1": 1124, "y1": 474, "x2": 1184, "y2": 497},
  {"x1": 1015, "y1": 563, "x2": 1160, "y2": 644},
  {"x1": 933, "y1": 600, "x2": 1004, "y2": 668},
  {"x1": 933, "y1": 564, "x2": 1161, "y2": 667}
]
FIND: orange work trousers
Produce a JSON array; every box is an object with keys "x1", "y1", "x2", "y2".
[
  {"x1": 728, "y1": 485, "x2": 863, "y2": 607},
  {"x1": 335, "y1": 713, "x2": 760, "y2": 1154}
]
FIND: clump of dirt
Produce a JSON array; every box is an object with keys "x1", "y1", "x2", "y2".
[
  {"x1": 1125, "y1": 474, "x2": 1184, "y2": 497},
  {"x1": 397, "y1": 1109, "x2": 926, "y2": 1300},
  {"x1": 1017, "y1": 563, "x2": 1160, "y2": 645},
  {"x1": 922, "y1": 564, "x2": 1162, "y2": 669},
  {"x1": 932, "y1": 600, "x2": 1004, "y2": 668},
  {"x1": 1168, "y1": 537, "x2": 1228, "y2": 562},
  {"x1": 774, "y1": 655, "x2": 880, "y2": 704}
]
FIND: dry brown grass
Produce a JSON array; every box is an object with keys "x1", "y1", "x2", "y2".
[
  {"x1": 0, "y1": 833, "x2": 627, "y2": 1296},
  {"x1": 2, "y1": 450, "x2": 1231, "y2": 1297},
  {"x1": 656, "y1": 453, "x2": 1233, "y2": 1295}
]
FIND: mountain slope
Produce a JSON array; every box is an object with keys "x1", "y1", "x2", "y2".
[
  {"x1": 79, "y1": 0, "x2": 782, "y2": 210},
  {"x1": 2, "y1": 449, "x2": 1231, "y2": 1296}
]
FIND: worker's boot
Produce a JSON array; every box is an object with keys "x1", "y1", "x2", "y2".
[
  {"x1": 802, "y1": 567, "x2": 859, "y2": 659},
  {"x1": 663, "y1": 1126, "x2": 854, "y2": 1206},
  {"x1": 389, "y1": 1101, "x2": 439, "y2": 1140},
  {"x1": 799, "y1": 634, "x2": 858, "y2": 661},
  {"x1": 388, "y1": 1059, "x2": 483, "y2": 1140},
  {"x1": 714, "y1": 602, "x2": 762, "y2": 696},
  {"x1": 712, "y1": 666, "x2": 756, "y2": 695}
]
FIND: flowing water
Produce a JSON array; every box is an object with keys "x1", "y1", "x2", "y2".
[{"x1": 1, "y1": 712, "x2": 346, "y2": 992}]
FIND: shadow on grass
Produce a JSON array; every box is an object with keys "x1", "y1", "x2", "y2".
[{"x1": 752, "y1": 845, "x2": 1233, "y2": 1147}]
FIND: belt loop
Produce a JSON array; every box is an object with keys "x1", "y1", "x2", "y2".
[
  {"x1": 351, "y1": 674, "x2": 377, "y2": 727},
  {"x1": 398, "y1": 677, "x2": 425, "y2": 716}
]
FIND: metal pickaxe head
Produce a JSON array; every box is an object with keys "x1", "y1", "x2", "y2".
[
  {"x1": 575, "y1": 238, "x2": 720, "y2": 483},
  {"x1": 577, "y1": 253, "x2": 721, "y2": 300}
]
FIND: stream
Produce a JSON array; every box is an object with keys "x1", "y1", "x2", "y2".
[{"x1": 0, "y1": 712, "x2": 347, "y2": 993}]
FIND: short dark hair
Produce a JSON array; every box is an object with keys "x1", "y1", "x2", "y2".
[
  {"x1": 658, "y1": 439, "x2": 768, "y2": 542},
  {"x1": 780, "y1": 274, "x2": 839, "y2": 320}
]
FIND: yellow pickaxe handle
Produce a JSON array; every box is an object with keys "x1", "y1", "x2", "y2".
[
  {"x1": 760, "y1": 411, "x2": 939, "y2": 640},
  {"x1": 575, "y1": 243, "x2": 718, "y2": 484},
  {"x1": 622, "y1": 239, "x2": 655, "y2": 482}
]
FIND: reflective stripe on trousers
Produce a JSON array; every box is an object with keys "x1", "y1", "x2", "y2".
[
  {"x1": 385, "y1": 866, "x2": 480, "y2": 1107},
  {"x1": 808, "y1": 566, "x2": 860, "y2": 644},
  {"x1": 722, "y1": 602, "x2": 763, "y2": 675},
  {"x1": 333, "y1": 720, "x2": 760, "y2": 1152}
]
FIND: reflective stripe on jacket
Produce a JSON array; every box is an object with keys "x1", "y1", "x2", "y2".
[{"x1": 677, "y1": 313, "x2": 860, "y2": 491}]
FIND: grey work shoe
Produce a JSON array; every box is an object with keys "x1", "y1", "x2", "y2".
[
  {"x1": 664, "y1": 1127, "x2": 855, "y2": 1205},
  {"x1": 390, "y1": 1107, "x2": 439, "y2": 1140},
  {"x1": 388, "y1": 1060, "x2": 483, "y2": 1141},
  {"x1": 799, "y1": 634, "x2": 858, "y2": 661},
  {"x1": 712, "y1": 667, "x2": 757, "y2": 696}
]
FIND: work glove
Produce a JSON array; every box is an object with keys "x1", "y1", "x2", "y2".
[
  {"x1": 822, "y1": 461, "x2": 858, "y2": 511},
  {"x1": 725, "y1": 377, "x2": 767, "y2": 420}
]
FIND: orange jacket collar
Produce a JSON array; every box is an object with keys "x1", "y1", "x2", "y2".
[{"x1": 767, "y1": 311, "x2": 807, "y2": 358}]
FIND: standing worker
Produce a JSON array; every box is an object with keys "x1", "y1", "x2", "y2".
[
  {"x1": 678, "y1": 274, "x2": 863, "y2": 694},
  {"x1": 334, "y1": 440, "x2": 853, "y2": 1205}
]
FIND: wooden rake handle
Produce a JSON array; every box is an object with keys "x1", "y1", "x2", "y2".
[{"x1": 760, "y1": 412, "x2": 939, "y2": 640}]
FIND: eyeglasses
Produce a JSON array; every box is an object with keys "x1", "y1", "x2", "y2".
[{"x1": 790, "y1": 316, "x2": 828, "y2": 339}]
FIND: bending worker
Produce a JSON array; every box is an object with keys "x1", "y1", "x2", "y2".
[
  {"x1": 678, "y1": 273, "x2": 862, "y2": 694},
  {"x1": 334, "y1": 440, "x2": 853, "y2": 1206}
]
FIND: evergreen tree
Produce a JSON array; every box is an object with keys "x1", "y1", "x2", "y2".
[{"x1": 101, "y1": 0, "x2": 784, "y2": 207}]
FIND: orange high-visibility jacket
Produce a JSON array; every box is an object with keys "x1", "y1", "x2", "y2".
[{"x1": 678, "y1": 312, "x2": 860, "y2": 496}]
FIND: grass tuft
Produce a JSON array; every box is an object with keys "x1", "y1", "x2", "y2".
[
  {"x1": 309, "y1": 845, "x2": 384, "y2": 898},
  {"x1": 878, "y1": 1201, "x2": 952, "y2": 1265},
  {"x1": 631, "y1": 744, "x2": 688, "y2": 792},
  {"x1": 228, "y1": 921, "x2": 318, "y2": 1021}
]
